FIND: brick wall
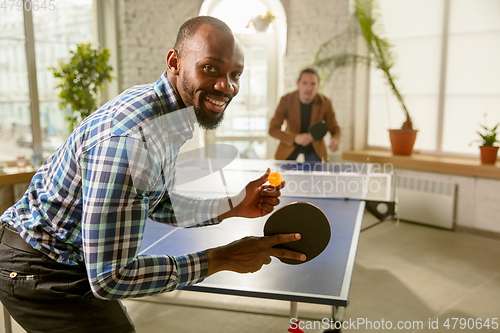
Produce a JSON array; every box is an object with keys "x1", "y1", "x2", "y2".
[{"x1": 117, "y1": 0, "x2": 204, "y2": 89}]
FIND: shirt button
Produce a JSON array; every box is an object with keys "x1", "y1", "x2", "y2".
[{"x1": 9, "y1": 272, "x2": 17, "y2": 278}]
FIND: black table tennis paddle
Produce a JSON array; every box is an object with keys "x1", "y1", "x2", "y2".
[
  {"x1": 309, "y1": 121, "x2": 328, "y2": 140},
  {"x1": 263, "y1": 202, "x2": 331, "y2": 265}
]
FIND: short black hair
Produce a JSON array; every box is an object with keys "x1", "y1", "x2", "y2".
[
  {"x1": 174, "y1": 16, "x2": 232, "y2": 55},
  {"x1": 298, "y1": 67, "x2": 320, "y2": 82}
]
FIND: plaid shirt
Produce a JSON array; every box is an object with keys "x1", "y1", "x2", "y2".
[{"x1": 1, "y1": 72, "x2": 223, "y2": 299}]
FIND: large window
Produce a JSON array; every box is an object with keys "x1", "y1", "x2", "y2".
[
  {"x1": 0, "y1": 9, "x2": 31, "y2": 163},
  {"x1": 0, "y1": 0, "x2": 94, "y2": 165},
  {"x1": 367, "y1": 0, "x2": 500, "y2": 156}
]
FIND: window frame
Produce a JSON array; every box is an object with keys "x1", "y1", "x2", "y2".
[{"x1": 23, "y1": 0, "x2": 43, "y2": 158}]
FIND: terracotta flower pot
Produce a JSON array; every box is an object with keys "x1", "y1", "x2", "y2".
[
  {"x1": 388, "y1": 129, "x2": 418, "y2": 155},
  {"x1": 479, "y1": 146, "x2": 499, "y2": 164}
]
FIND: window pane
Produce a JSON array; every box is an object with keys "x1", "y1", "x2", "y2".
[
  {"x1": 442, "y1": 0, "x2": 500, "y2": 154},
  {"x1": 0, "y1": 10, "x2": 32, "y2": 163},
  {"x1": 33, "y1": 0, "x2": 94, "y2": 156},
  {"x1": 381, "y1": 0, "x2": 444, "y2": 38},
  {"x1": 442, "y1": 97, "x2": 500, "y2": 154},
  {"x1": 448, "y1": 0, "x2": 500, "y2": 34},
  {"x1": 368, "y1": 90, "x2": 439, "y2": 150},
  {"x1": 445, "y1": 33, "x2": 500, "y2": 95}
]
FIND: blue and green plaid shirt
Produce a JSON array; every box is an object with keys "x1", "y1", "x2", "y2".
[{"x1": 1, "y1": 72, "x2": 223, "y2": 299}]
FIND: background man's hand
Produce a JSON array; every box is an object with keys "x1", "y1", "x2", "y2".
[
  {"x1": 329, "y1": 137, "x2": 340, "y2": 152},
  {"x1": 294, "y1": 133, "x2": 314, "y2": 146},
  {"x1": 206, "y1": 233, "x2": 306, "y2": 276}
]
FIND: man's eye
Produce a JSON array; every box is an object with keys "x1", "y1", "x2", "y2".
[
  {"x1": 204, "y1": 65, "x2": 217, "y2": 73},
  {"x1": 233, "y1": 73, "x2": 241, "y2": 80}
]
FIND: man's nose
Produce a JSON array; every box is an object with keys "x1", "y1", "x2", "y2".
[{"x1": 214, "y1": 76, "x2": 235, "y2": 95}]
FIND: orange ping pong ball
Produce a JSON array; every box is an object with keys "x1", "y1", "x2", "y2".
[{"x1": 268, "y1": 172, "x2": 282, "y2": 186}]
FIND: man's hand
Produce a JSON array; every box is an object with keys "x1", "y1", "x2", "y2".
[
  {"x1": 329, "y1": 137, "x2": 340, "y2": 152},
  {"x1": 206, "y1": 233, "x2": 306, "y2": 276},
  {"x1": 294, "y1": 133, "x2": 314, "y2": 146},
  {"x1": 219, "y1": 169, "x2": 285, "y2": 220}
]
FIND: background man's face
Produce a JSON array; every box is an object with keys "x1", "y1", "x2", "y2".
[
  {"x1": 297, "y1": 72, "x2": 320, "y2": 104},
  {"x1": 177, "y1": 25, "x2": 244, "y2": 130}
]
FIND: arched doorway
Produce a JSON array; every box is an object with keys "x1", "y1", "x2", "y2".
[{"x1": 199, "y1": 0, "x2": 286, "y2": 159}]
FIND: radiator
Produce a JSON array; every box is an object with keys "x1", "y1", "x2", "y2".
[{"x1": 395, "y1": 174, "x2": 457, "y2": 229}]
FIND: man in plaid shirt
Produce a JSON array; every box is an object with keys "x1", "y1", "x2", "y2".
[{"x1": 0, "y1": 16, "x2": 304, "y2": 332}]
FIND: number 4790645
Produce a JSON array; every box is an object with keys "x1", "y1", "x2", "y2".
[
  {"x1": 443, "y1": 318, "x2": 498, "y2": 330},
  {"x1": 1, "y1": 0, "x2": 56, "y2": 11}
]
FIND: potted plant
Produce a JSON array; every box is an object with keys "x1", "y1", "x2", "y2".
[
  {"x1": 313, "y1": 0, "x2": 417, "y2": 155},
  {"x1": 472, "y1": 122, "x2": 499, "y2": 164},
  {"x1": 246, "y1": 11, "x2": 275, "y2": 33},
  {"x1": 51, "y1": 42, "x2": 113, "y2": 131}
]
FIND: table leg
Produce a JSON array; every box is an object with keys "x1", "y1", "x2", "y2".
[
  {"x1": 289, "y1": 301, "x2": 298, "y2": 319},
  {"x1": 3, "y1": 305, "x2": 12, "y2": 333},
  {"x1": 322, "y1": 306, "x2": 344, "y2": 333},
  {"x1": 332, "y1": 306, "x2": 344, "y2": 322}
]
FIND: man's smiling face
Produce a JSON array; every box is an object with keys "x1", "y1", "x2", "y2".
[{"x1": 170, "y1": 24, "x2": 244, "y2": 130}]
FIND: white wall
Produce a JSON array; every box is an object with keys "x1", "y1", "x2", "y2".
[{"x1": 394, "y1": 169, "x2": 500, "y2": 235}]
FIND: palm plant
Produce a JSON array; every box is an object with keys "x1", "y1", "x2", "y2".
[{"x1": 313, "y1": 0, "x2": 413, "y2": 130}]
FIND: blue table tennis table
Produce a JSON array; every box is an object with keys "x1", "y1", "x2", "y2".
[
  {"x1": 140, "y1": 195, "x2": 366, "y2": 322},
  {"x1": 138, "y1": 158, "x2": 394, "y2": 325}
]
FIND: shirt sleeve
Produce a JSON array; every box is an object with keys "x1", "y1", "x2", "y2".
[
  {"x1": 80, "y1": 136, "x2": 209, "y2": 300},
  {"x1": 269, "y1": 95, "x2": 296, "y2": 146},
  {"x1": 149, "y1": 190, "x2": 225, "y2": 228},
  {"x1": 324, "y1": 97, "x2": 340, "y2": 137}
]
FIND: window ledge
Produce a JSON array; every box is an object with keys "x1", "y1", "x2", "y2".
[
  {"x1": 342, "y1": 150, "x2": 500, "y2": 180},
  {"x1": 0, "y1": 167, "x2": 36, "y2": 186}
]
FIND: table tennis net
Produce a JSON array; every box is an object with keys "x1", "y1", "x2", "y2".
[
  {"x1": 277, "y1": 172, "x2": 393, "y2": 201},
  {"x1": 174, "y1": 166, "x2": 394, "y2": 202}
]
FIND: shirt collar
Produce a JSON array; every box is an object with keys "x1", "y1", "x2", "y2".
[
  {"x1": 154, "y1": 72, "x2": 197, "y2": 144},
  {"x1": 154, "y1": 71, "x2": 185, "y2": 112}
]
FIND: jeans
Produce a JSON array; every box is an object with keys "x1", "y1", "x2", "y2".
[
  {"x1": 0, "y1": 242, "x2": 135, "y2": 333},
  {"x1": 287, "y1": 147, "x2": 322, "y2": 162}
]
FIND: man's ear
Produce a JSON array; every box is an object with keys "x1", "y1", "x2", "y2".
[{"x1": 166, "y1": 49, "x2": 180, "y2": 75}]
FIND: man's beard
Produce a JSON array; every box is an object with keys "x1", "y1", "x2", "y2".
[
  {"x1": 194, "y1": 96, "x2": 225, "y2": 130},
  {"x1": 182, "y1": 75, "x2": 227, "y2": 130}
]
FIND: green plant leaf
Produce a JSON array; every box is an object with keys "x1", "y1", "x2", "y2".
[{"x1": 50, "y1": 42, "x2": 113, "y2": 132}]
